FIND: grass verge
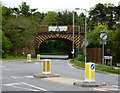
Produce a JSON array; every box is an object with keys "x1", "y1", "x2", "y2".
[
  {"x1": 1, "y1": 55, "x2": 27, "y2": 60},
  {"x1": 70, "y1": 59, "x2": 120, "y2": 74}
]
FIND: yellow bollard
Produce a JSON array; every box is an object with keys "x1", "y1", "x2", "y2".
[
  {"x1": 42, "y1": 59, "x2": 51, "y2": 74},
  {"x1": 85, "y1": 63, "x2": 95, "y2": 83},
  {"x1": 37, "y1": 54, "x2": 40, "y2": 61},
  {"x1": 27, "y1": 54, "x2": 31, "y2": 62}
]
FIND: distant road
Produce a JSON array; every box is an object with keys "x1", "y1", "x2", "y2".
[{"x1": 40, "y1": 55, "x2": 68, "y2": 59}]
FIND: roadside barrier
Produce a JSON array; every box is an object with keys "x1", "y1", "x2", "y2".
[
  {"x1": 27, "y1": 54, "x2": 31, "y2": 62},
  {"x1": 85, "y1": 63, "x2": 95, "y2": 82},
  {"x1": 42, "y1": 59, "x2": 51, "y2": 74},
  {"x1": 37, "y1": 54, "x2": 40, "y2": 61}
]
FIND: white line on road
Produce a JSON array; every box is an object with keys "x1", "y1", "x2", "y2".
[
  {"x1": 1, "y1": 66, "x2": 5, "y2": 68},
  {"x1": 93, "y1": 87, "x2": 119, "y2": 91},
  {"x1": 21, "y1": 82, "x2": 48, "y2": 91},
  {"x1": 112, "y1": 85, "x2": 119, "y2": 88},
  {"x1": 6, "y1": 85, "x2": 40, "y2": 91},
  {"x1": 3, "y1": 82, "x2": 21, "y2": 86},
  {"x1": 4, "y1": 69, "x2": 11, "y2": 71},
  {"x1": 24, "y1": 76, "x2": 34, "y2": 78},
  {"x1": 11, "y1": 76, "x2": 24, "y2": 79},
  {"x1": 3, "y1": 82, "x2": 48, "y2": 91}
]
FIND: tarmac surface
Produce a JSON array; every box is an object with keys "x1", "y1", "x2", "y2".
[{"x1": 1, "y1": 55, "x2": 120, "y2": 92}]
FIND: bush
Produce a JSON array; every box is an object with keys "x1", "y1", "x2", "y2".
[
  {"x1": 75, "y1": 55, "x2": 90, "y2": 62},
  {"x1": 31, "y1": 55, "x2": 35, "y2": 58}
]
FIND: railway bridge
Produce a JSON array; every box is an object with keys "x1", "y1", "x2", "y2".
[{"x1": 35, "y1": 26, "x2": 85, "y2": 58}]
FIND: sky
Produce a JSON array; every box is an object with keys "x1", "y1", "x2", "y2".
[{"x1": 1, "y1": 0, "x2": 120, "y2": 14}]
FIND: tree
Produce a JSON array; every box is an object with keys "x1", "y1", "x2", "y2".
[
  {"x1": 41, "y1": 11, "x2": 57, "y2": 26},
  {"x1": 111, "y1": 24, "x2": 120, "y2": 64},
  {"x1": 88, "y1": 3, "x2": 116, "y2": 30},
  {"x1": 3, "y1": 15, "x2": 38, "y2": 56},
  {"x1": 12, "y1": 2, "x2": 37, "y2": 17},
  {"x1": 87, "y1": 23, "x2": 108, "y2": 48},
  {"x1": 0, "y1": 31, "x2": 13, "y2": 58}
]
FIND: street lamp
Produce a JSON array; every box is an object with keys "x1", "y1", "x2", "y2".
[
  {"x1": 75, "y1": 8, "x2": 87, "y2": 64},
  {"x1": 72, "y1": 11, "x2": 75, "y2": 59}
]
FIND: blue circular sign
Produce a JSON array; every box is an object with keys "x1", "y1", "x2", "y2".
[{"x1": 90, "y1": 64, "x2": 95, "y2": 70}]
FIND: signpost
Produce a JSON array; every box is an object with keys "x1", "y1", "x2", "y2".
[
  {"x1": 83, "y1": 40, "x2": 88, "y2": 46},
  {"x1": 100, "y1": 31, "x2": 107, "y2": 67},
  {"x1": 104, "y1": 56, "x2": 113, "y2": 66}
]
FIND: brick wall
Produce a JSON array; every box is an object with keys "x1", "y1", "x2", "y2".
[{"x1": 16, "y1": 42, "x2": 35, "y2": 56}]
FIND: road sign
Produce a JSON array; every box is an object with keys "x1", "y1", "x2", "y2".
[
  {"x1": 100, "y1": 33, "x2": 107, "y2": 40},
  {"x1": 85, "y1": 63, "x2": 95, "y2": 82},
  {"x1": 104, "y1": 56, "x2": 112, "y2": 59},
  {"x1": 90, "y1": 64, "x2": 95, "y2": 70},
  {"x1": 100, "y1": 41, "x2": 107, "y2": 44},
  {"x1": 83, "y1": 40, "x2": 88, "y2": 46}
]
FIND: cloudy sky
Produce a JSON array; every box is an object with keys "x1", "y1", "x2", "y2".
[{"x1": 1, "y1": 0, "x2": 120, "y2": 13}]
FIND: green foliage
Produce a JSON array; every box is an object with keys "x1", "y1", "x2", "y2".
[
  {"x1": 2, "y1": 3, "x2": 39, "y2": 56},
  {"x1": 39, "y1": 39, "x2": 68, "y2": 55},
  {"x1": 41, "y1": 11, "x2": 57, "y2": 26},
  {"x1": 1, "y1": 31, "x2": 13, "y2": 58},
  {"x1": 2, "y1": 55, "x2": 26, "y2": 60},
  {"x1": 75, "y1": 55, "x2": 90, "y2": 62},
  {"x1": 87, "y1": 23, "x2": 108, "y2": 48},
  {"x1": 111, "y1": 24, "x2": 120, "y2": 64},
  {"x1": 71, "y1": 59, "x2": 85, "y2": 68},
  {"x1": 88, "y1": 3, "x2": 119, "y2": 30}
]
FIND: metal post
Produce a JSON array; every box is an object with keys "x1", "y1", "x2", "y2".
[
  {"x1": 78, "y1": 26, "x2": 80, "y2": 57},
  {"x1": 85, "y1": 9, "x2": 87, "y2": 64},
  {"x1": 105, "y1": 59, "x2": 106, "y2": 65},
  {"x1": 72, "y1": 11, "x2": 75, "y2": 59},
  {"x1": 111, "y1": 59, "x2": 112, "y2": 66},
  {"x1": 75, "y1": 8, "x2": 87, "y2": 63},
  {"x1": 102, "y1": 41, "x2": 104, "y2": 67}
]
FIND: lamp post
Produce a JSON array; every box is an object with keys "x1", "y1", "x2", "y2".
[
  {"x1": 72, "y1": 11, "x2": 75, "y2": 59},
  {"x1": 75, "y1": 8, "x2": 87, "y2": 64}
]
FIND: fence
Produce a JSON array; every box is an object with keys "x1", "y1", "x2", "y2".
[{"x1": 83, "y1": 48, "x2": 102, "y2": 63}]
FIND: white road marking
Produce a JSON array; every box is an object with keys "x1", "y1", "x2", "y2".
[
  {"x1": 1, "y1": 66, "x2": 5, "y2": 68},
  {"x1": 5, "y1": 85, "x2": 40, "y2": 91},
  {"x1": 11, "y1": 76, "x2": 24, "y2": 79},
  {"x1": 24, "y1": 76, "x2": 34, "y2": 78},
  {"x1": 93, "y1": 87, "x2": 119, "y2": 91},
  {"x1": 93, "y1": 88, "x2": 105, "y2": 91},
  {"x1": 21, "y1": 82, "x2": 48, "y2": 91},
  {"x1": 4, "y1": 69, "x2": 11, "y2": 71},
  {"x1": 3, "y1": 82, "x2": 21, "y2": 86},
  {"x1": 3, "y1": 82, "x2": 48, "y2": 91},
  {"x1": 112, "y1": 85, "x2": 119, "y2": 88}
]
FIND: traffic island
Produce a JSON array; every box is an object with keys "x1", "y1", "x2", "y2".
[
  {"x1": 33, "y1": 74, "x2": 60, "y2": 78},
  {"x1": 73, "y1": 81, "x2": 106, "y2": 87}
]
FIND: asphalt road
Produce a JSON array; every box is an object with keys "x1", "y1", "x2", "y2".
[{"x1": 1, "y1": 55, "x2": 119, "y2": 92}]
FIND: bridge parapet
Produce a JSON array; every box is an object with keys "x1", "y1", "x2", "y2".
[{"x1": 37, "y1": 26, "x2": 88, "y2": 33}]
